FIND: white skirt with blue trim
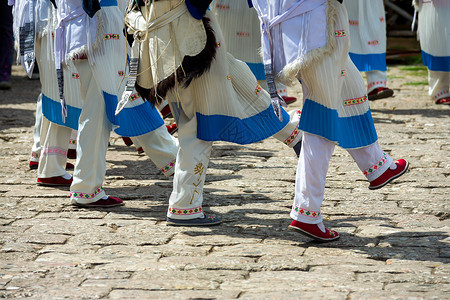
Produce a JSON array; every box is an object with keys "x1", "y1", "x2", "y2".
[
  {"x1": 343, "y1": 0, "x2": 387, "y2": 72},
  {"x1": 417, "y1": 1, "x2": 450, "y2": 72}
]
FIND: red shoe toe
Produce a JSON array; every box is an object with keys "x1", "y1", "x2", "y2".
[
  {"x1": 281, "y1": 96, "x2": 298, "y2": 105},
  {"x1": 368, "y1": 87, "x2": 394, "y2": 100},
  {"x1": 29, "y1": 161, "x2": 39, "y2": 170},
  {"x1": 289, "y1": 220, "x2": 339, "y2": 242},
  {"x1": 369, "y1": 159, "x2": 409, "y2": 190},
  {"x1": 166, "y1": 124, "x2": 178, "y2": 135},
  {"x1": 435, "y1": 97, "x2": 450, "y2": 105},
  {"x1": 37, "y1": 176, "x2": 73, "y2": 186}
]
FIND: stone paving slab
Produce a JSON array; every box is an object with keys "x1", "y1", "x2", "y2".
[{"x1": 0, "y1": 64, "x2": 449, "y2": 299}]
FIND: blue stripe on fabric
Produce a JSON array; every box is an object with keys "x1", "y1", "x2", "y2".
[
  {"x1": 299, "y1": 99, "x2": 378, "y2": 149},
  {"x1": 421, "y1": 50, "x2": 450, "y2": 72},
  {"x1": 100, "y1": 0, "x2": 117, "y2": 7},
  {"x1": 349, "y1": 52, "x2": 387, "y2": 72},
  {"x1": 246, "y1": 62, "x2": 266, "y2": 81},
  {"x1": 102, "y1": 91, "x2": 164, "y2": 137},
  {"x1": 196, "y1": 105, "x2": 289, "y2": 145},
  {"x1": 42, "y1": 94, "x2": 81, "y2": 130}
]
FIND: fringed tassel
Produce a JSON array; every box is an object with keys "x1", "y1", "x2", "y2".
[
  {"x1": 135, "y1": 17, "x2": 217, "y2": 106},
  {"x1": 56, "y1": 68, "x2": 67, "y2": 123},
  {"x1": 279, "y1": 0, "x2": 339, "y2": 86}
]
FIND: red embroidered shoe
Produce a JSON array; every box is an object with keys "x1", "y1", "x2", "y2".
[
  {"x1": 282, "y1": 96, "x2": 298, "y2": 105},
  {"x1": 368, "y1": 87, "x2": 394, "y2": 101},
  {"x1": 160, "y1": 103, "x2": 172, "y2": 119},
  {"x1": 72, "y1": 196, "x2": 124, "y2": 208},
  {"x1": 137, "y1": 147, "x2": 144, "y2": 154},
  {"x1": 67, "y1": 149, "x2": 77, "y2": 159},
  {"x1": 30, "y1": 161, "x2": 74, "y2": 170},
  {"x1": 121, "y1": 137, "x2": 133, "y2": 146},
  {"x1": 166, "y1": 123, "x2": 178, "y2": 135},
  {"x1": 29, "y1": 161, "x2": 39, "y2": 170},
  {"x1": 289, "y1": 220, "x2": 340, "y2": 242},
  {"x1": 369, "y1": 159, "x2": 409, "y2": 190},
  {"x1": 435, "y1": 97, "x2": 450, "y2": 105},
  {"x1": 37, "y1": 176, "x2": 73, "y2": 186}
]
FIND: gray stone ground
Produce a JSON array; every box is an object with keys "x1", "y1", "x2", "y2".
[{"x1": 0, "y1": 63, "x2": 449, "y2": 299}]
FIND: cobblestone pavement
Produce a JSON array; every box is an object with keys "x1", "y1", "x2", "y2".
[{"x1": 0, "y1": 64, "x2": 449, "y2": 299}]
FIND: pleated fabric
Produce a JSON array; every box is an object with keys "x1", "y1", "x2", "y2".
[
  {"x1": 343, "y1": 0, "x2": 387, "y2": 72},
  {"x1": 416, "y1": 0, "x2": 450, "y2": 72},
  {"x1": 298, "y1": 0, "x2": 378, "y2": 149},
  {"x1": 54, "y1": 1, "x2": 164, "y2": 136},
  {"x1": 133, "y1": 2, "x2": 289, "y2": 145},
  {"x1": 36, "y1": 14, "x2": 83, "y2": 131},
  {"x1": 211, "y1": 0, "x2": 288, "y2": 95}
]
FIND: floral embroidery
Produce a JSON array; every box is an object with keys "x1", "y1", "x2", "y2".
[
  {"x1": 42, "y1": 147, "x2": 67, "y2": 156},
  {"x1": 255, "y1": 83, "x2": 262, "y2": 95},
  {"x1": 341, "y1": 70, "x2": 346, "y2": 76},
  {"x1": 334, "y1": 30, "x2": 346, "y2": 37},
  {"x1": 368, "y1": 81, "x2": 386, "y2": 90},
  {"x1": 277, "y1": 88, "x2": 287, "y2": 94},
  {"x1": 216, "y1": 42, "x2": 221, "y2": 48},
  {"x1": 284, "y1": 110, "x2": 301, "y2": 146},
  {"x1": 189, "y1": 162, "x2": 205, "y2": 204},
  {"x1": 292, "y1": 205, "x2": 321, "y2": 218},
  {"x1": 368, "y1": 40, "x2": 379, "y2": 45},
  {"x1": 129, "y1": 92, "x2": 141, "y2": 102},
  {"x1": 215, "y1": 4, "x2": 229, "y2": 9},
  {"x1": 168, "y1": 206, "x2": 203, "y2": 215},
  {"x1": 363, "y1": 152, "x2": 388, "y2": 176},
  {"x1": 227, "y1": 74, "x2": 231, "y2": 80},
  {"x1": 379, "y1": 17, "x2": 385, "y2": 22},
  {"x1": 104, "y1": 34, "x2": 120, "y2": 40},
  {"x1": 349, "y1": 20, "x2": 359, "y2": 26},
  {"x1": 71, "y1": 187, "x2": 104, "y2": 200},
  {"x1": 236, "y1": 31, "x2": 250, "y2": 37},
  {"x1": 118, "y1": 70, "x2": 124, "y2": 76},
  {"x1": 343, "y1": 95, "x2": 368, "y2": 106},
  {"x1": 72, "y1": 73, "x2": 80, "y2": 79},
  {"x1": 31, "y1": 152, "x2": 40, "y2": 159},
  {"x1": 434, "y1": 89, "x2": 449, "y2": 99},
  {"x1": 69, "y1": 139, "x2": 77, "y2": 145},
  {"x1": 160, "y1": 159, "x2": 175, "y2": 175}
]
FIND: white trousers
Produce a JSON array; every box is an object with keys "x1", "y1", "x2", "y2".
[
  {"x1": 166, "y1": 91, "x2": 302, "y2": 220},
  {"x1": 290, "y1": 132, "x2": 393, "y2": 224},
  {"x1": 69, "y1": 130, "x2": 77, "y2": 150},
  {"x1": 31, "y1": 94, "x2": 43, "y2": 163},
  {"x1": 366, "y1": 70, "x2": 387, "y2": 93},
  {"x1": 132, "y1": 126, "x2": 179, "y2": 177},
  {"x1": 428, "y1": 70, "x2": 450, "y2": 101},
  {"x1": 70, "y1": 60, "x2": 112, "y2": 204},
  {"x1": 37, "y1": 117, "x2": 72, "y2": 178}
]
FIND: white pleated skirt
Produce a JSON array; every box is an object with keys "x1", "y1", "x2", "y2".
[
  {"x1": 343, "y1": 0, "x2": 387, "y2": 72},
  {"x1": 417, "y1": 0, "x2": 450, "y2": 72}
]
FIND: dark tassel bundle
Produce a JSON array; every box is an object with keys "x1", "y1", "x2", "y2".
[{"x1": 135, "y1": 17, "x2": 217, "y2": 106}]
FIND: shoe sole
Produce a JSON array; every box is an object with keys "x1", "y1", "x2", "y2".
[
  {"x1": 72, "y1": 202, "x2": 125, "y2": 208},
  {"x1": 288, "y1": 225, "x2": 340, "y2": 242},
  {"x1": 369, "y1": 161, "x2": 409, "y2": 190},
  {"x1": 368, "y1": 89, "x2": 394, "y2": 101},
  {"x1": 37, "y1": 182, "x2": 71, "y2": 187},
  {"x1": 166, "y1": 220, "x2": 222, "y2": 226}
]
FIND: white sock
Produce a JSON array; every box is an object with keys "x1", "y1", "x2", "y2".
[
  {"x1": 62, "y1": 173, "x2": 72, "y2": 180},
  {"x1": 317, "y1": 222, "x2": 326, "y2": 233},
  {"x1": 389, "y1": 162, "x2": 398, "y2": 170},
  {"x1": 102, "y1": 195, "x2": 108, "y2": 200}
]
